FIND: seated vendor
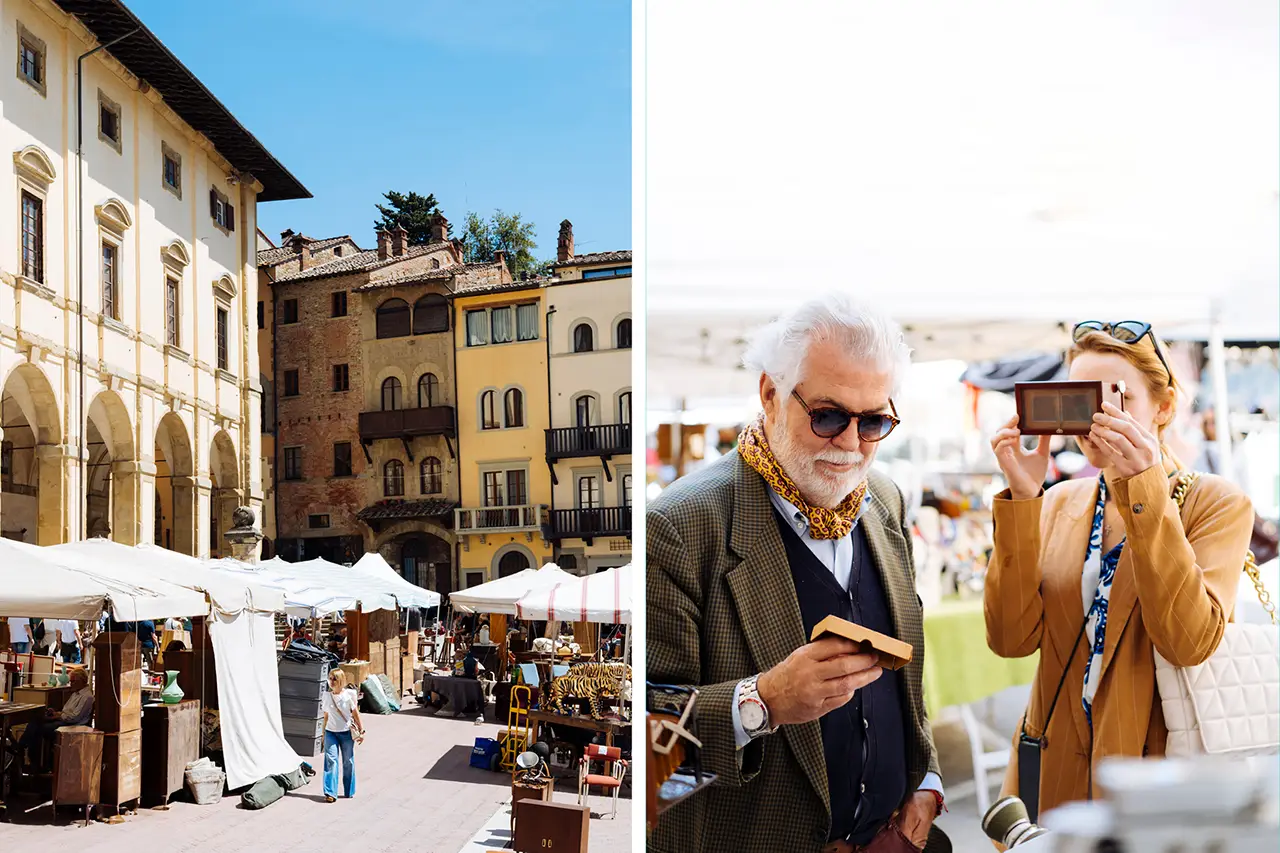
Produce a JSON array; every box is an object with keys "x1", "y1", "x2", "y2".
[
  {"x1": 462, "y1": 645, "x2": 479, "y2": 679},
  {"x1": 18, "y1": 668, "x2": 93, "y2": 772}
]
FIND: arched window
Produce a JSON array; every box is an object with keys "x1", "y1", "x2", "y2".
[
  {"x1": 616, "y1": 318, "x2": 632, "y2": 349},
  {"x1": 383, "y1": 460, "x2": 404, "y2": 497},
  {"x1": 618, "y1": 391, "x2": 632, "y2": 424},
  {"x1": 504, "y1": 388, "x2": 524, "y2": 428},
  {"x1": 572, "y1": 323, "x2": 594, "y2": 353},
  {"x1": 381, "y1": 377, "x2": 402, "y2": 411},
  {"x1": 431, "y1": 258, "x2": 441, "y2": 270},
  {"x1": 480, "y1": 390, "x2": 498, "y2": 430},
  {"x1": 420, "y1": 457, "x2": 442, "y2": 495},
  {"x1": 574, "y1": 394, "x2": 596, "y2": 427},
  {"x1": 413, "y1": 293, "x2": 450, "y2": 335},
  {"x1": 418, "y1": 373, "x2": 439, "y2": 408},
  {"x1": 499, "y1": 551, "x2": 529, "y2": 578},
  {"x1": 375, "y1": 298, "x2": 411, "y2": 338}
]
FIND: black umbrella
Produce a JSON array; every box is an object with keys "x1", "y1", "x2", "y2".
[{"x1": 960, "y1": 352, "x2": 1066, "y2": 393}]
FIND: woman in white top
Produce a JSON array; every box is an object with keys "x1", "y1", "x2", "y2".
[{"x1": 320, "y1": 669, "x2": 363, "y2": 802}]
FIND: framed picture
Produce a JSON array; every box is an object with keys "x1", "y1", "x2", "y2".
[{"x1": 1015, "y1": 380, "x2": 1104, "y2": 435}]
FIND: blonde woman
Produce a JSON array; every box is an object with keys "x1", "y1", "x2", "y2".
[
  {"x1": 985, "y1": 321, "x2": 1254, "y2": 822},
  {"x1": 321, "y1": 669, "x2": 364, "y2": 802}
]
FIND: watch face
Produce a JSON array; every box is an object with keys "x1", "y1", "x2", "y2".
[{"x1": 740, "y1": 699, "x2": 765, "y2": 731}]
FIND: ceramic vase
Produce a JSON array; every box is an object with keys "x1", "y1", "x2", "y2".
[{"x1": 161, "y1": 670, "x2": 184, "y2": 705}]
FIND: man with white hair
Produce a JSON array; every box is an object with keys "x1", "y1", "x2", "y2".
[{"x1": 647, "y1": 294, "x2": 947, "y2": 853}]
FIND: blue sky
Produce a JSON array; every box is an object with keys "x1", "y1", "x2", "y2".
[{"x1": 128, "y1": 0, "x2": 631, "y2": 259}]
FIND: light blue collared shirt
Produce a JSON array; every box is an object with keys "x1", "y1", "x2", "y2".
[{"x1": 730, "y1": 489, "x2": 944, "y2": 798}]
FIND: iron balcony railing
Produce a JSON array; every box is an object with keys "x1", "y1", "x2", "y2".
[
  {"x1": 454, "y1": 503, "x2": 547, "y2": 534},
  {"x1": 544, "y1": 505, "x2": 632, "y2": 541},
  {"x1": 545, "y1": 423, "x2": 631, "y2": 460}
]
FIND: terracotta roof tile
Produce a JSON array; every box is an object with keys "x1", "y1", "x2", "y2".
[
  {"x1": 258, "y1": 235, "x2": 361, "y2": 268},
  {"x1": 553, "y1": 250, "x2": 632, "y2": 269},
  {"x1": 356, "y1": 499, "x2": 457, "y2": 522}
]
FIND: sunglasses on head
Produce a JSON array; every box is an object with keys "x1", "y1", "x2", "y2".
[
  {"x1": 1071, "y1": 321, "x2": 1172, "y2": 387},
  {"x1": 790, "y1": 389, "x2": 900, "y2": 442}
]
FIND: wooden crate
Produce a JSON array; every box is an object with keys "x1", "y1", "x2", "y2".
[
  {"x1": 141, "y1": 700, "x2": 199, "y2": 806},
  {"x1": 338, "y1": 661, "x2": 369, "y2": 690},
  {"x1": 53, "y1": 726, "x2": 102, "y2": 807},
  {"x1": 93, "y1": 633, "x2": 142, "y2": 733},
  {"x1": 100, "y1": 728, "x2": 142, "y2": 806}
]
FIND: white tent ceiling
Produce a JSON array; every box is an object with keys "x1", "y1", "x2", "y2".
[
  {"x1": 645, "y1": 0, "x2": 1279, "y2": 402},
  {"x1": 449, "y1": 564, "x2": 579, "y2": 616}
]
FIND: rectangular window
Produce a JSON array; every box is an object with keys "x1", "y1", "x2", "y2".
[
  {"x1": 101, "y1": 242, "x2": 117, "y2": 320},
  {"x1": 17, "y1": 24, "x2": 45, "y2": 95},
  {"x1": 216, "y1": 307, "x2": 229, "y2": 370},
  {"x1": 164, "y1": 276, "x2": 179, "y2": 346},
  {"x1": 331, "y1": 291, "x2": 347, "y2": 317},
  {"x1": 282, "y1": 299, "x2": 299, "y2": 324},
  {"x1": 283, "y1": 369, "x2": 300, "y2": 397},
  {"x1": 466, "y1": 571, "x2": 484, "y2": 589},
  {"x1": 332, "y1": 364, "x2": 349, "y2": 392},
  {"x1": 582, "y1": 266, "x2": 631, "y2": 280},
  {"x1": 506, "y1": 470, "x2": 527, "y2": 506},
  {"x1": 20, "y1": 191, "x2": 42, "y2": 282},
  {"x1": 210, "y1": 187, "x2": 235, "y2": 231},
  {"x1": 333, "y1": 442, "x2": 352, "y2": 477},
  {"x1": 308, "y1": 514, "x2": 330, "y2": 529},
  {"x1": 257, "y1": 301, "x2": 264, "y2": 329},
  {"x1": 98, "y1": 91, "x2": 121, "y2": 149},
  {"x1": 483, "y1": 471, "x2": 503, "y2": 507},
  {"x1": 577, "y1": 476, "x2": 601, "y2": 509},
  {"x1": 466, "y1": 310, "x2": 488, "y2": 346},
  {"x1": 162, "y1": 145, "x2": 182, "y2": 196},
  {"x1": 283, "y1": 447, "x2": 303, "y2": 481},
  {"x1": 622, "y1": 473, "x2": 633, "y2": 507},
  {"x1": 516, "y1": 303, "x2": 538, "y2": 341},
  {"x1": 491, "y1": 306, "x2": 514, "y2": 343}
]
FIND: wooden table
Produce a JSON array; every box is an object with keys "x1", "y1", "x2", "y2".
[
  {"x1": 0, "y1": 702, "x2": 43, "y2": 820},
  {"x1": 527, "y1": 709, "x2": 629, "y2": 748}
]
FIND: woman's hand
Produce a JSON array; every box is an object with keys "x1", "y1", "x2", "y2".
[
  {"x1": 991, "y1": 415, "x2": 1051, "y2": 500},
  {"x1": 1087, "y1": 402, "x2": 1161, "y2": 478}
]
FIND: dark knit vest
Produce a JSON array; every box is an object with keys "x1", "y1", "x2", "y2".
[{"x1": 775, "y1": 513, "x2": 909, "y2": 845}]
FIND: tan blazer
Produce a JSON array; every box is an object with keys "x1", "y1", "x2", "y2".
[{"x1": 984, "y1": 463, "x2": 1254, "y2": 818}]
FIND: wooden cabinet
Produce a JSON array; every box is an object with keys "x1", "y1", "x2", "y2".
[
  {"x1": 93, "y1": 633, "x2": 141, "y2": 733},
  {"x1": 53, "y1": 726, "x2": 102, "y2": 807},
  {"x1": 513, "y1": 800, "x2": 590, "y2": 853},
  {"x1": 11, "y1": 684, "x2": 71, "y2": 711},
  {"x1": 100, "y1": 728, "x2": 141, "y2": 806},
  {"x1": 141, "y1": 700, "x2": 199, "y2": 805}
]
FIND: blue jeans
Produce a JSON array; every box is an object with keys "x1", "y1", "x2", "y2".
[
  {"x1": 323, "y1": 730, "x2": 356, "y2": 798},
  {"x1": 11, "y1": 643, "x2": 29, "y2": 654}
]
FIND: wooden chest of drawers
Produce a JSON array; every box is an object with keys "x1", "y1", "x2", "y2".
[
  {"x1": 53, "y1": 726, "x2": 102, "y2": 807},
  {"x1": 100, "y1": 728, "x2": 142, "y2": 806},
  {"x1": 141, "y1": 700, "x2": 199, "y2": 805}
]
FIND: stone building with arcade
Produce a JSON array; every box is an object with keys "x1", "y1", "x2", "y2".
[{"x1": 0, "y1": 0, "x2": 307, "y2": 553}]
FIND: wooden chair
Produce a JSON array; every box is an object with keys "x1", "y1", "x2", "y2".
[{"x1": 577, "y1": 743, "x2": 626, "y2": 818}]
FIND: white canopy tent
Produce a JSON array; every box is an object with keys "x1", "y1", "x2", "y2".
[
  {"x1": 350, "y1": 552, "x2": 441, "y2": 610},
  {"x1": 449, "y1": 564, "x2": 578, "y2": 616},
  {"x1": 205, "y1": 554, "x2": 440, "y2": 618},
  {"x1": 515, "y1": 565, "x2": 633, "y2": 625},
  {"x1": 206, "y1": 558, "x2": 358, "y2": 619}
]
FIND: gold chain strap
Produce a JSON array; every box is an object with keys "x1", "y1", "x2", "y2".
[{"x1": 1172, "y1": 471, "x2": 1277, "y2": 626}]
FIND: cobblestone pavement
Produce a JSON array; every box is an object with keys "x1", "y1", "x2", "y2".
[{"x1": 0, "y1": 697, "x2": 632, "y2": 853}]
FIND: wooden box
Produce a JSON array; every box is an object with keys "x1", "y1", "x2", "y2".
[
  {"x1": 514, "y1": 799, "x2": 589, "y2": 853},
  {"x1": 141, "y1": 700, "x2": 199, "y2": 805},
  {"x1": 53, "y1": 726, "x2": 102, "y2": 806},
  {"x1": 810, "y1": 615, "x2": 913, "y2": 671},
  {"x1": 339, "y1": 661, "x2": 369, "y2": 690},
  {"x1": 93, "y1": 633, "x2": 142, "y2": 732},
  {"x1": 100, "y1": 728, "x2": 142, "y2": 805},
  {"x1": 12, "y1": 684, "x2": 72, "y2": 711}
]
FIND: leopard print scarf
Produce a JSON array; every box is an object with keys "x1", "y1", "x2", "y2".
[{"x1": 737, "y1": 414, "x2": 869, "y2": 540}]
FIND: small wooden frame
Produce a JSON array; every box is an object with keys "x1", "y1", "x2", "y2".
[
  {"x1": 1014, "y1": 380, "x2": 1104, "y2": 436},
  {"x1": 810, "y1": 615, "x2": 913, "y2": 671}
]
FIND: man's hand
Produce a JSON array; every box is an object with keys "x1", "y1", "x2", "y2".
[
  {"x1": 896, "y1": 791, "x2": 939, "y2": 848},
  {"x1": 756, "y1": 637, "x2": 882, "y2": 727}
]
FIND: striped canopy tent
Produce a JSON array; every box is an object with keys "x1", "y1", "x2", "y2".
[{"x1": 515, "y1": 564, "x2": 632, "y2": 625}]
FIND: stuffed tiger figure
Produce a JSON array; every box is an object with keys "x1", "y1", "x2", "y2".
[{"x1": 543, "y1": 663, "x2": 632, "y2": 720}]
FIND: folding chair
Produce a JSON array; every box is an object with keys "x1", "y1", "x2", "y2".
[{"x1": 577, "y1": 743, "x2": 627, "y2": 817}]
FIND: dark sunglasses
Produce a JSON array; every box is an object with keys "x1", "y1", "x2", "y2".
[
  {"x1": 790, "y1": 389, "x2": 900, "y2": 442},
  {"x1": 1071, "y1": 321, "x2": 1172, "y2": 387}
]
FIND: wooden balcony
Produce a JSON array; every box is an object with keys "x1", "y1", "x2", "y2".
[
  {"x1": 544, "y1": 506, "x2": 632, "y2": 543},
  {"x1": 359, "y1": 405, "x2": 455, "y2": 441},
  {"x1": 454, "y1": 503, "x2": 547, "y2": 535},
  {"x1": 545, "y1": 424, "x2": 631, "y2": 461}
]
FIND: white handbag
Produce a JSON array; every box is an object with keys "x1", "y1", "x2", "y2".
[{"x1": 1155, "y1": 472, "x2": 1280, "y2": 758}]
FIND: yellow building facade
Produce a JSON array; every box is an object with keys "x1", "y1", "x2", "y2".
[{"x1": 452, "y1": 280, "x2": 553, "y2": 587}]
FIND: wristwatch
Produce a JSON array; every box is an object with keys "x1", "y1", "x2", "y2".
[{"x1": 737, "y1": 675, "x2": 777, "y2": 739}]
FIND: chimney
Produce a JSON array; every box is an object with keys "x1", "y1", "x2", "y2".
[
  {"x1": 391, "y1": 225, "x2": 409, "y2": 257},
  {"x1": 289, "y1": 234, "x2": 311, "y2": 270},
  {"x1": 429, "y1": 215, "x2": 448, "y2": 243},
  {"x1": 493, "y1": 249, "x2": 506, "y2": 270},
  {"x1": 557, "y1": 219, "x2": 574, "y2": 263},
  {"x1": 280, "y1": 228, "x2": 296, "y2": 244},
  {"x1": 376, "y1": 229, "x2": 391, "y2": 261}
]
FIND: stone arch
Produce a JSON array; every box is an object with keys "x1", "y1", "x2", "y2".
[
  {"x1": 208, "y1": 430, "x2": 240, "y2": 558},
  {"x1": 86, "y1": 390, "x2": 136, "y2": 543},
  {"x1": 371, "y1": 521, "x2": 455, "y2": 597},
  {"x1": 1, "y1": 362, "x2": 63, "y2": 544},
  {"x1": 13, "y1": 144, "x2": 56, "y2": 185},
  {"x1": 492, "y1": 542, "x2": 537, "y2": 579},
  {"x1": 154, "y1": 411, "x2": 195, "y2": 554}
]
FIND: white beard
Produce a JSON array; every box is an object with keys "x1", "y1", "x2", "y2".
[{"x1": 770, "y1": 413, "x2": 873, "y2": 509}]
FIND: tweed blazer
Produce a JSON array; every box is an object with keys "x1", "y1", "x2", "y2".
[
  {"x1": 984, "y1": 464, "x2": 1254, "y2": 821},
  {"x1": 647, "y1": 452, "x2": 941, "y2": 853}
]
